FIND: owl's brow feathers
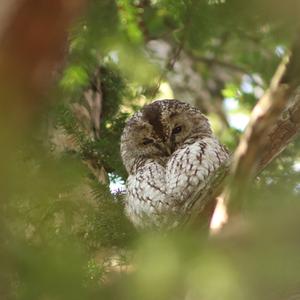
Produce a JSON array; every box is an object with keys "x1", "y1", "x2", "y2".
[{"x1": 142, "y1": 102, "x2": 165, "y2": 139}]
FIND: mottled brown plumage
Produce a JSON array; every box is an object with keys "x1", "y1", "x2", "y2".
[{"x1": 120, "y1": 99, "x2": 229, "y2": 229}]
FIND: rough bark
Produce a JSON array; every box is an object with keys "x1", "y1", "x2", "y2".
[
  {"x1": 225, "y1": 36, "x2": 300, "y2": 212},
  {"x1": 186, "y1": 36, "x2": 300, "y2": 231},
  {"x1": 73, "y1": 68, "x2": 109, "y2": 184},
  {"x1": 207, "y1": 89, "x2": 300, "y2": 232},
  {"x1": 258, "y1": 92, "x2": 300, "y2": 171},
  {"x1": 204, "y1": 35, "x2": 300, "y2": 231}
]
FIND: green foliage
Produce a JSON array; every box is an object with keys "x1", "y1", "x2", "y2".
[
  {"x1": 85, "y1": 180, "x2": 136, "y2": 249},
  {"x1": 94, "y1": 114, "x2": 129, "y2": 178},
  {"x1": 60, "y1": 65, "x2": 90, "y2": 92},
  {"x1": 117, "y1": 0, "x2": 144, "y2": 43},
  {"x1": 1, "y1": 0, "x2": 300, "y2": 299},
  {"x1": 100, "y1": 64, "x2": 128, "y2": 119},
  {"x1": 56, "y1": 62, "x2": 130, "y2": 179}
]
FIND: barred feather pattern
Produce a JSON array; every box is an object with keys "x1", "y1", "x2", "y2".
[
  {"x1": 125, "y1": 137, "x2": 229, "y2": 229},
  {"x1": 121, "y1": 99, "x2": 229, "y2": 230}
]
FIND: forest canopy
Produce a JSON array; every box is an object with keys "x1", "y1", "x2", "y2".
[{"x1": 0, "y1": 0, "x2": 299, "y2": 299}]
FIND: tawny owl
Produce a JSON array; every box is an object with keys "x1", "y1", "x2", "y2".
[{"x1": 120, "y1": 99, "x2": 229, "y2": 230}]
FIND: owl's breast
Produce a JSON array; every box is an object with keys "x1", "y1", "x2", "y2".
[{"x1": 124, "y1": 138, "x2": 229, "y2": 229}]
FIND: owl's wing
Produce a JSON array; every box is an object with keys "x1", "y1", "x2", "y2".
[
  {"x1": 166, "y1": 136, "x2": 229, "y2": 222},
  {"x1": 125, "y1": 138, "x2": 229, "y2": 229},
  {"x1": 126, "y1": 159, "x2": 175, "y2": 229}
]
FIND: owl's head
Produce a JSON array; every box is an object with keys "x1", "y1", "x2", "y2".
[{"x1": 120, "y1": 99, "x2": 212, "y2": 174}]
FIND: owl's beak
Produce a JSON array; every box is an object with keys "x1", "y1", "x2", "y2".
[
  {"x1": 154, "y1": 142, "x2": 171, "y2": 156},
  {"x1": 169, "y1": 135, "x2": 176, "y2": 154},
  {"x1": 165, "y1": 145, "x2": 172, "y2": 156}
]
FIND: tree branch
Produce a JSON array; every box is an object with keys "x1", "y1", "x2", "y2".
[
  {"x1": 224, "y1": 35, "x2": 300, "y2": 212},
  {"x1": 188, "y1": 51, "x2": 264, "y2": 88},
  {"x1": 84, "y1": 68, "x2": 103, "y2": 140},
  {"x1": 206, "y1": 89, "x2": 300, "y2": 232},
  {"x1": 200, "y1": 35, "x2": 300, "y2": 233},
  {"x1": 190, "y1": 35, "x2": 300, "y2": 231},
  {"x1": 258, "y1": 92, "x2": 300, "y2": 171},
  {"x1": 69, "y1": 67, "x2": 108, "y2": 184}
]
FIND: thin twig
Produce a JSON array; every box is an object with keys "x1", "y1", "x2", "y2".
[
  {"x1": 188, "y1": 51, "x2": 264, "y2": 88},
  {"x1": 150, "y1": 0, "x2": 195, "y2": 99},
  {"x1": 150, "y1": 42, "x2": 185, "y2": 98},
  {"x1": 84, "y1": 68, "x2": 103, "y2": 140}
]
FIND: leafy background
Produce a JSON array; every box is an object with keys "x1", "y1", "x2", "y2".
[{"x1": 1, "y1": 0, "x2": 300, "y2": 299}]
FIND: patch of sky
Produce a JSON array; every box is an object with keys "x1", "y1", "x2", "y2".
[
  {"x1": 292, "y1": 162, "x2": 300, "y2": 194},
  {"x1": 294, "y1": 183, "x2": 300, "y2": 195},
  {"x1": 275, "y1": 45, "x2": 285, "y2": 57},
  {"x1": 223, "y1": 97, "x2": 249, "y2": 131},
  {"x1": 105, "y1": 51, "x2": 119, "y2": 63},
  {"x1": 241, "y1": 74, "x2": 264, "y2": 98},
  {"x1": 208, "y1": 0, "x2": 226, "y2": 4},
  {"x1": 241, "y1": 78, "x2": 254, "y2": 94},
  {"x1": 228, "y1": 113, "x2": 249, "y2": 131},
  {"x1": 293, "y1": 161, "x2": 300, "y2": 172},
  {"x1": 253, "y1": 86, "x2": 264, "y2": 98},
  {"x1": 109, "y1": 173, "x2": 126, "y2": 194},
  {"x1": 223, "y1": 97, "x2": 239, "y2": 110}
]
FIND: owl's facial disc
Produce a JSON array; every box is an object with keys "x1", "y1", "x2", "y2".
[
  {"x1": 121, "y1": 99, "x2": 214, "y2": 174},
  {"x1": 141, "y1": 136, "x2": 170, "y2": 156},
  {"x1": 167, "y1": 112, "x2": 194, "y2": 151},
  {"x1": 153, "y1": 141, "x2": 171, "y2": 156},
  {"x1": 170, "y1": 124, "x2": 183, "y2": 152},
  {"x1": 166, "y1": 108, "x2": 212, "y2": 151}
]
